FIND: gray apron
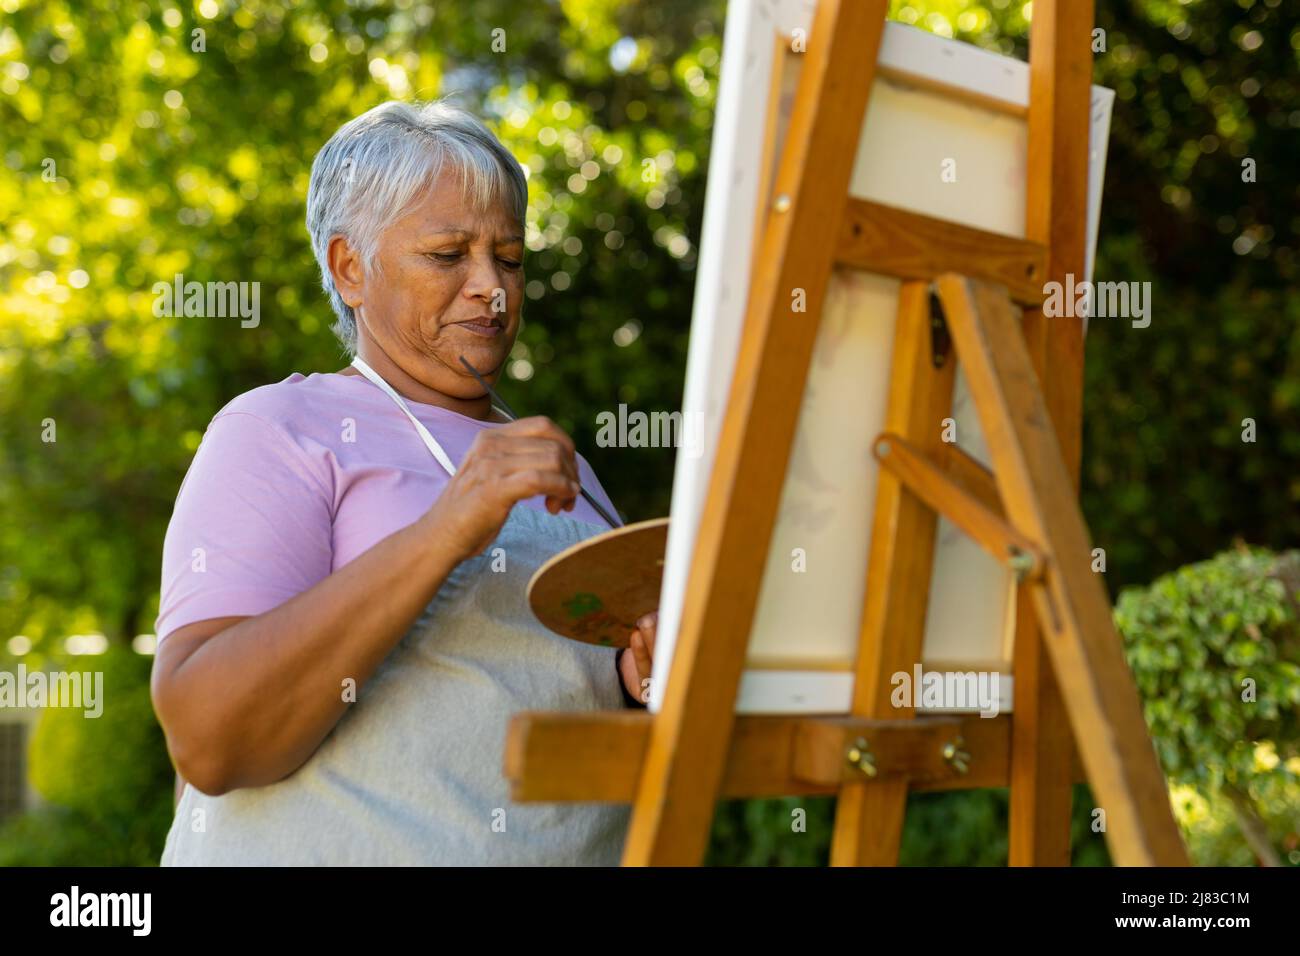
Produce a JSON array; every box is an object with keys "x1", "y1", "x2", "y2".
[{"x1": 161, "y1": 363, "x2": 631, "y2": 865}]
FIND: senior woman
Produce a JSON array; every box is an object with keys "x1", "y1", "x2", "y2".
[{"x1": 150, "y1": 100, "x2": 657, "y2": 866}]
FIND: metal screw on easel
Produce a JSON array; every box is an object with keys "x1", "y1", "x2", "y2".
[
  {"x1": 1007, "y1": 547, "x2": 1035, "y2": 581},
  {"x1": 942, "y1": 736, "x2": 971, "y2": 774},
  {"x1": 846, "y1": 737, "x2": 877, "y2": 778},
  {"x1": 774, "y1": 194, "x2": 792, "y2": 213}
]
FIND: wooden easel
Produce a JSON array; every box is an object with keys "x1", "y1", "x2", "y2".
[{"x1": 504, "y1": 0, "x2": 1190, "y2": 867}]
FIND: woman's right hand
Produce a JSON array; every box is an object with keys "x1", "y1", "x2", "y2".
[{"x1": 422, "y1": 415, "x2": 582, "y2": 561}]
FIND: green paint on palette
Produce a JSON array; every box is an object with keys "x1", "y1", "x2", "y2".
[{"x1": 563, "y1": 591, "x2": 603, "y2": 619}]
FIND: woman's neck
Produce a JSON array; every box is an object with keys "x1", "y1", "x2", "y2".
[{"x1": 345, "y1": 338, "x2": 496, "y2": 422}]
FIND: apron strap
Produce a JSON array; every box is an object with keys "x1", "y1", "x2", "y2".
[{"x1": 350, "y1": 356, "x2": 459, "y2": 478}]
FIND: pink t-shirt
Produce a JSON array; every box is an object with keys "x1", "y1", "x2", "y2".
[{"x1": 154, "y1": 371, "x2": 621, "y2": 642}]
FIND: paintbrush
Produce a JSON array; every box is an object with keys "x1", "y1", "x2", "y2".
[{"x1": 458, "y1": 355, "x2": 621, "y2": 530}]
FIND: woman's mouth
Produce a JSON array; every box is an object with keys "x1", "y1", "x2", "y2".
[{"x1": 456, "y1": 317, "x2": 504, "y2": 337}]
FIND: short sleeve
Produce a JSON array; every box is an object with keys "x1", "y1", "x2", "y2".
[{"x1": 155, "y1": 411, "x2": 335, "y2": 642}]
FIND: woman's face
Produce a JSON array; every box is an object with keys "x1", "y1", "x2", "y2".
[{"x1": 337, "y1": 165, "x2": 525, "y2": 397}]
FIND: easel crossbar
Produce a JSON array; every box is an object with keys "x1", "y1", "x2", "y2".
[
  {"x1": 873, "y1": 431, "x2": 1046, "y2": 580},
  {"x1": 837, "y1": 198, "x2": 1049, "y2": 305},
  {"x1": 504, "y1": 711, "x2": 1086, "y2": 801}
]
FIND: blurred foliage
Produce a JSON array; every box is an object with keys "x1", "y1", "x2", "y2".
[
  {"x1": 1083, "y1": 0, "x2": 1299, "y2": 590},
  {"x1": 1117, "y1": 547, "x2": 1300, "y2": 787},
  {"x1": 705, "y1": 784, "x2": 1111, "y2": 866},
  {"x1": 0, "y1": 0, "x2": 717, "y2": 646},
  {"x1": 1173, "y1": 775, "x2": 1300, "y2": 866},
  {"x1": 1116, "y1": 546, "x2": 1300, "y2": 864},
  {"x1": 0, "y1": 645, "x2": 174, "y2": 864},
  {"x1": 0, "y1": 0, "x2": 1295, "y2": 864}
]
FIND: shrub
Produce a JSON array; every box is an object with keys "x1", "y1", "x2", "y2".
[
  {"x1": 0, "y1": 645, "x2": 174, "y2": 866},
  {"x1": 1115, "y1": 545, "x2": 1300, "y2": 865}
]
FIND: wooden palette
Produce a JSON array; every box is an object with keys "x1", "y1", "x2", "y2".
[{"x1": 528, "y1": 517, "x2": 669, "y2": 648}]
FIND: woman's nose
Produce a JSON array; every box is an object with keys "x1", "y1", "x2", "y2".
[{"x1": 463, "y1": 253, "x2": 506, "y2": 300}]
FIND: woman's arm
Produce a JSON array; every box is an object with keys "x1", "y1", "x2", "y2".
[
  {"x1": 153, "y1": 510, "x2": 462, "y2": 795},
  {"x1": 151, "y1": 415, "x2": 584, "y2": 796}
]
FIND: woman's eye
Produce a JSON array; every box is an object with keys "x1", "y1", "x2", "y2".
[{"x1": 427, "y1": 252, "x2": 520, "y2": 269}]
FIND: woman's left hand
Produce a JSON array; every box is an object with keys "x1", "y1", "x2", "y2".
[{"x1": 618, "y1": 610, "x2": 657, "y2": 705}]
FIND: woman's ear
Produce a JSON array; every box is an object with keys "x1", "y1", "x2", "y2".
[{"x1": 327, "y1": 234, "x2": 365, "y2": 310}]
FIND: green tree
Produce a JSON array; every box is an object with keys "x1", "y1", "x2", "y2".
[{"x1": 0, "y1": 0, "x2": 721, "y2": 648}]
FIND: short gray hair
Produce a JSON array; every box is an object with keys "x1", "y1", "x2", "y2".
[{"x1": 306, "y1": 99, "x2": 528, "y2": 354}]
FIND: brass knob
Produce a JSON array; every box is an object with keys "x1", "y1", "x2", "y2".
[
  {"x1": 846, "y1": 736, "x2": 877, "y2": 778},
  {"x1": 942, "y1": 736, "x2": 971, "y2": 774}
]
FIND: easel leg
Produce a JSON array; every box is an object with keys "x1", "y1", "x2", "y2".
[
  {"x1": 832, "y1": 281, "x2": 956, "y2": 865},
  {"x1": 937, "y1": 273, "x2": 1189, "y2": 866},
  {"x1": 1009, "y1": 0, "x2": 1093, "y2": 866},
  {"x1": 1008, "y1": 313, "x2": 1077, "y2": 866},
  {"x1": 1009, "y1": 582, "x2": 1076, "y2": 865},
  {"x1": 620, "y1": 0, "x2": 889, "y2": 866}
]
